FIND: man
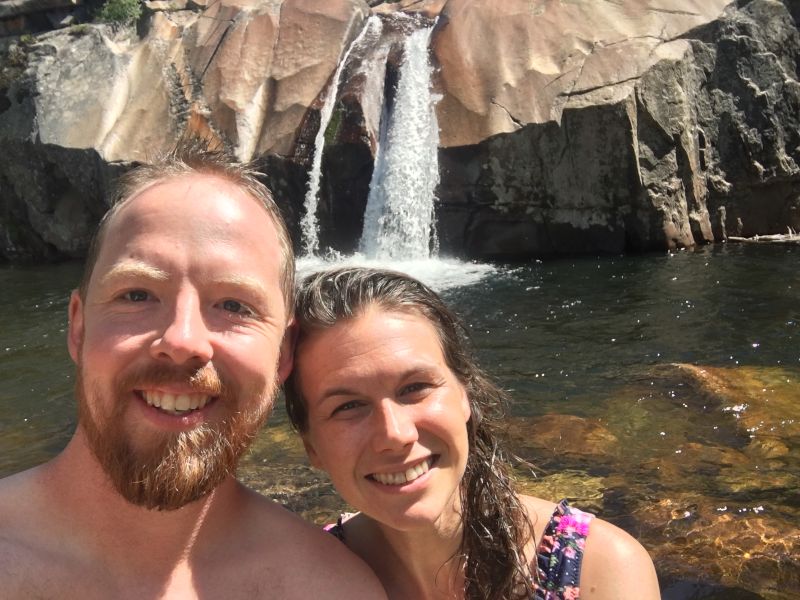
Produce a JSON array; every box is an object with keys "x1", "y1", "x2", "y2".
[{"x1": 0, "y1": 144, "x2": 386, "y2": 599}]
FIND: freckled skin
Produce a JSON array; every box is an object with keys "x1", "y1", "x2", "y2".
[{"x1": 0, "y1": 174, "x2": 386, "y2": 600}]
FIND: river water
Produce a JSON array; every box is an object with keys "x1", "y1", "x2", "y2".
[{"x1": 1, "y1": 243, "x2": 797, "y2": 598}]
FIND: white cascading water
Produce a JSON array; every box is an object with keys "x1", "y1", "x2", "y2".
[
  {"x1": 300, "y1": 16, "x2": 382, "y2": 257},
  {"x1": 358, "y1": 23, "x2": 440, "y2": 260},
  {"x1": 297, "y1": 16, "x2": 496, "y2": 291}
]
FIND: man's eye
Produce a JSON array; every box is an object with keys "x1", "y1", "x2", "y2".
[
  {"x1": 122, "y1": 290, "x2": 149, "y2": 302},
  {"x1": 221, "y1": 299, "x2": 253, "y2": 316}
]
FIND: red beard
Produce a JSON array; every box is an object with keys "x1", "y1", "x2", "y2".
[{"x1": 76, "y1": 361, "x2": 275, "y2": 511}]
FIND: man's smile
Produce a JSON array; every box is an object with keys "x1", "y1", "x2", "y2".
[{"x1": 140, "y1": 390, "x2": 214, "y2": 415}]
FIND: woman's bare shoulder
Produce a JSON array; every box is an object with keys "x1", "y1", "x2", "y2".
[
  {"x1": 518, "y1": 495, "x2": 558, "y2": 534},
  {"x1": 580, "y1": 517, "x2": 660, "y2": 599},
  {"x1": 517, "y1": 495, "x2": 659, "y2": 598}
]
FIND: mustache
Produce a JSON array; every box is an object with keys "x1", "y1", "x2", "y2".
[{"x1": 116, "y1": 363, "x2": 228, "y2": 397}]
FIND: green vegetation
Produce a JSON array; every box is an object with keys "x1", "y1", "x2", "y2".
[
  {"x1": 95, "y1": 0, "x2": 142, "y2": 25},
  {"x1": 0, "y1": 43, "x2": 30, "y2": 91},
  {"x1": 324, "y1": 105, "x2": 344, "y2": 147},
  {"x1": 69, "y1": 23, "x2": 93, "y2": 36}
]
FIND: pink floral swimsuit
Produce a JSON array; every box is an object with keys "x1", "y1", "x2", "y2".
[
  {"x1": 325, "y1": 499, "x2": 594, "y2": 599},
  {"x1": 533, "y1": 500, "x2": 594, "y2": 600}
]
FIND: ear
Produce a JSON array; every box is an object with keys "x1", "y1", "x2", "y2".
[
  {"x1": 67, "y1": 290, "x2": 84, "y2": 364},
  {"x1": 301, "y1": 435, "x2": 323, "y2": 469},
  {"x1": 276, "y1": 318, "x2": 298, "y2": 384},
  {"x1": 460, "y1": 385, "x2": 471, "y2": 423}
]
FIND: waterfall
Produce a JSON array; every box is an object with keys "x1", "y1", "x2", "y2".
[
  {"x1": 300, "y1": 16, "x2": 382, "y2": 257},
  {"x1": 297, "y1": 16, "x2": 495, "y2": 291},
  {"x1": 358, "y1": 23, "x2": 440, "y2": 260}
]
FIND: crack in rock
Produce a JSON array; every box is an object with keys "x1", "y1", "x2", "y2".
[
  {"x1": 490, "y1": 99, "x2": 523, "y2": 129},
  {"x1": 559, "y1": 74, "x2": 643, "y2": 98},
  {"x1": 646, "y1": 8, "x2": 701, "y2": 17}
]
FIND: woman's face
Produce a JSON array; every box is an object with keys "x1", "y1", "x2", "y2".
[{"x1": 296, "y1": 306, "x2": 471, "y2": 532}]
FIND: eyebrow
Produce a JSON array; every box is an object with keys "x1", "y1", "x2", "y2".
[
  {"x1": 319, "y1": 365, "x2": 442, "y2": 402},
  {"x1": 210, "y1": 274, "x2": 272, "y2": 301},
  {"x1": 100, "y1": 266, "x2": 273, "y2": 301},
  {"x1": 99, "y1": 261, "x2": 169, "y2": 285}
]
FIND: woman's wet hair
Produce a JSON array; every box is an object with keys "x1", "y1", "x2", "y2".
[{"x1": 285, "y1": 267, "x2": 534, "y2": 599}]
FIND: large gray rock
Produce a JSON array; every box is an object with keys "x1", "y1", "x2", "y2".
[{"x1": 434, "y1": 0, "x2": 800, "y2": 258}]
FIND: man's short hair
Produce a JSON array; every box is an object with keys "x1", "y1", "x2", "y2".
[{"x1": 78, "y1": 140, "x2": 295, "y2": 313}]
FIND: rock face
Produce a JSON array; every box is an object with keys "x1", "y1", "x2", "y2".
[
  {"x1": 0, "y1": 0, "x2": 369, "y2": 259},
  {"x1": 431, "y1": 0, "x2": 800, "y2": 258},
  {"x1": 1, "y1": 0, "x2": 799, "y2": 260}
]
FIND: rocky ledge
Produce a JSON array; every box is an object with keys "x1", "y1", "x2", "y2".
[{"x1": 1, "y1": 0, "x2": 799, "y2": 261}]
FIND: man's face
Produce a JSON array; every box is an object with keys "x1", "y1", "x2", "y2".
[{"x1": 67, "y1": 173, "x2": 294, "y2": 510}]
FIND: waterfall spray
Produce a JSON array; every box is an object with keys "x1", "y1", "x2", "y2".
[
  {"x1": 359, "y1": 23, "x2": 440, "y2": 260},
  {"x1": 296, "y1": 16, "x2": 495, "y2": 291},
  {"x1": 301, "y1": 16, "x2": 382, "y2": 257}
]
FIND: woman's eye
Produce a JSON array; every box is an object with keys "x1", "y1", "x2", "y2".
[
  {"x1": 221, "y1": 299, "x2": 253, "y2": 316},
  {"x1": 331, "y1": 401, "x2": 361, "y2": 416},
  {"x1": 122, "y1": 290, "x2": 149, "y2": 302},
  {"x1": 400, "y1": 382, "x2": 431, "y2": 396}
]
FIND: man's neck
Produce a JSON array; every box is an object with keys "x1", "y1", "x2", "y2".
[{"x1": 40, "y1": 429, "x2": 244, "y2": 571}]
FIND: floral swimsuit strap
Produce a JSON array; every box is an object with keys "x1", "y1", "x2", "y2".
[
  {"x1": 324, "y1": 512, "x2": 358, "y2": 543},
  {"x1": 533, "y1": 499, "x2": 595, "y2": 600}
]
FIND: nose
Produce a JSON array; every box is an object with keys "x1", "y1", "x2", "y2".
[
  {"x1": 150, "y1": 291, "x2": 213, "y2": 365},
  {"x1": 371, "y1": 399, "x2": 418, "y2": 452}
]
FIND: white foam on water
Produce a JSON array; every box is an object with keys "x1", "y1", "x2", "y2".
[{"x1": 296, "y1": 254, "x2": 497, "y2": 292}]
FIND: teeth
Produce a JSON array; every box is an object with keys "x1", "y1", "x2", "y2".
[
  {"x1": 143, "y1": 391, "x2": 210, "y2": 414},
  {"x1": 372, "y1": 458, "x2": 432, "y2": 486}
]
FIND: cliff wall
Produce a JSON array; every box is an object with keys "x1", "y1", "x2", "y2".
[{"x1": 1, "y1": 0, "x2": 798, "y2": 260}]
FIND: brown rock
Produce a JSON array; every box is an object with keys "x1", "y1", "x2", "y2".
[
  {"x1": 513, "y1": 469, "x2": 606, "y2": 514},
  {"x1": 371, "y1": 0, "x2": 444, "y2": 19},
  {"x1": 504, "y1": 414, "x2": 619, "y2": 463},
  {"x1": 432, "y1": 0, "x2": 734, "y2": 148},
  {"x1": 663, "y1": 364, "x2": 800, "y2": 442}
]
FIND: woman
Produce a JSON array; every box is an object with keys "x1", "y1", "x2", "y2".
[{"x1": 285, "y1": 267, "x2": 659, "y2": 600}]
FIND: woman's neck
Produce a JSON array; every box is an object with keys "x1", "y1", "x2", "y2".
[{"x1": 346, "y1": 512, "x2": 466, "y2": 600}]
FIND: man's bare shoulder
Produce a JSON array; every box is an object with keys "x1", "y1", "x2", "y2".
[
  {"x1": 226, "y1": 487, "x2": 386, "y2": 599},
  {"x1": 0, "y1": 466, "x2": 49, "y2": 532},
  {"x1": 0, "y1": 466, "x2": 71, "y2": 596}
]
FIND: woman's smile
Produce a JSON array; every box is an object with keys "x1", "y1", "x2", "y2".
[{"x1": 367, "y1": 455, "x2": 438, "y2": 487}]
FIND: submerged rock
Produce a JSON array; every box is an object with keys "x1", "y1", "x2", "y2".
[
  {"x1": 513, "y1": 469, "x2": 606, "y2": 515},
  {"x1": 237, "y1": 421, "x2": 350, "y2": 523},
  {"x1": 504, "y1": 414, "x2": 619, "y2": 467},
  {"x1": 663, "y1": 363, "x2": 800, "y2": 446},
  {"x1": 634, "y1": 493, "x2": 800, "y2": 598}
]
